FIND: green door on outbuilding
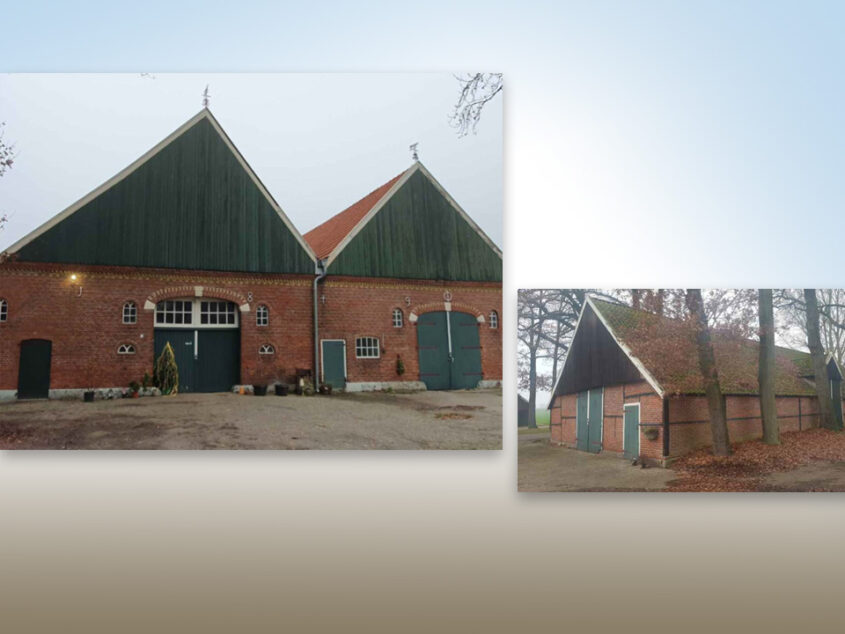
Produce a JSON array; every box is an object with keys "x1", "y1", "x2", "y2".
[
  {"x1": 576, "y1": 391, "x2": 589, "y2": 451},
  {"x1": 623, "y1": 403, "x2": 640, "y2": 460},
  {"x1": 321, "y1": 340, "x2": 347, "y2": 390},
  {"x1": 154, "y1": 329, "x2": 239, "y2": 393},
  {"x1": 575, "y1": 388, "x2": 603, "y2": 453},
  {"x1": 416, "y1": 311, "x2": 483, "y2": 390},
  {"x1": 17, "y1": 339, "x2": 52, "y2": 399}
]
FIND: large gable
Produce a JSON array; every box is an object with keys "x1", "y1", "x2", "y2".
[
  {"x1": 6, "y1": 110, "x2": 316, "y2": 274},
  {"x1": 304, "y1": 163, "x2": 501, "y2": 282}
]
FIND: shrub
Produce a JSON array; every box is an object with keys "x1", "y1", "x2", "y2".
[{"x1": 154, "y1": 342, "x2": 179, "y2": 395}]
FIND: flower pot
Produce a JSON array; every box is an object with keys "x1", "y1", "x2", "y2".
[
  {"x1": 274, "y1": 384, "x2": 288, "y2": 396},
  {"x1": 132, "y1": 391, "x2": 140, "y2": 399},
  {"x1": 319, "y1": 384, "x2": 333, "y2": 395},
  {"x1": 83, "y1": 391, "x2": 95, "y2": 402},
  {"x1": 254, "y1": 385, "x2": 267, "y2": 396}
]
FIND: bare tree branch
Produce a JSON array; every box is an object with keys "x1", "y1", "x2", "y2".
[{"x1": 450, "y1": 73, "x2": 503, "y2": 137}]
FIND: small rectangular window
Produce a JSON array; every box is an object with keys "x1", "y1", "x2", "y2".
[{"x1": 355, "y1": 336, "x2": 380, "y2": 359}]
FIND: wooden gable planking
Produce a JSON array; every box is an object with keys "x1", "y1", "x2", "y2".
[
  {"x1": 11, "y1": 113, "x2": 315, "y2": 274},
  {"x1": 553, "y1": 302, "x2": 645, "y2": 398},
  {"x1": 326, "y1": 168, "x2": 502, "y2": 282}
]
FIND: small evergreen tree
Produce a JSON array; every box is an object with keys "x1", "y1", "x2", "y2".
[{"x1": 154, "y1": 342, "x2": 179, "y2": 395}]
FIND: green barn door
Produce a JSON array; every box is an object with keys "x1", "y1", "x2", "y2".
[
  {"x1": 18, "y1": 339, "x2": 52, "y2": 399},
  {"x1": 155, "y1": 330, "x2": 197, "y2": 392},
  {"x1": 449, "y1": 311, "x2": 483, "y2": 390},
  {"x1": 198, "y1": 330, "x2": 240, "y2": 392},
  {"x1": 832, "y1": 379, "x2": 844, "y2": 431},
  {"x1": 322, "y1": 340, "x2": 347, "y2": 389},
  {"x1": 576, "y1": 391, "x2": 590, "y2": 451},
  {"x1": 587, "y1": 388, "x2": 603, "y2": 454},
  {"x1": 623, "y1": 404, "x2": 640, "y2": 460},
  {"x1": 417, "y1": 312, "x2": 451, "y2": 390}
]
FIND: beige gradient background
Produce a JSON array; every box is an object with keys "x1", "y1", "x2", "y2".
[{"x1": 4, "y1": 450, "x2": 845, "y2": 631}]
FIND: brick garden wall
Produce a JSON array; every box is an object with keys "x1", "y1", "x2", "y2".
[
  {"x1": 0, "y1": 262, "x2": 313, "y2": 391},
  {"x1": 318, "y1": 276, "x2": 502, "y2": 385}
]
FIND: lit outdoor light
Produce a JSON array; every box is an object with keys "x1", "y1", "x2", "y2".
[{"x1": 70, "y1": 274, "x2": 78, "y2": 282}]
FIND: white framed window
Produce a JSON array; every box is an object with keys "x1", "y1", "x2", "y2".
[
  {"x1": 256, "y1": 304, "x2": 269, "y2": 327},
  {"x1": 355, "y1": 336, "x2": 380, "y2": 359},
  {"x1": 154, "y1": 299, "x2": 238, "y2": 329},
  {"x1": 117, "y1": 344, "x2": 136, "y2": 355},
  {"x1": 200, "y1": 300, "x2": 237, "y2": 325},
  {"x1": 122, "y1": 301, "x2": 137, "y2": 324},
  {"x1": 392, "y1": 308, "x2": 404, "y2": 328},
  {"x1": 0, "y1": 299, "x2": 6, "y2": 323},
  {"x1": 155, "y1": 300, "x2": 193, "y2": 325},
  {"x1": 489, "y1": 310, "x2": 499, "y2": 329},
  {"x1": 259, "y1": 343, "x2": 275, "y2": 355}
]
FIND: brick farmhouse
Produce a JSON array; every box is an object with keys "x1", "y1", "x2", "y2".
[
  {"x1": 548, "y1": 297, "x2": 844, "y2": 465},
  {"x1": 0, "y1": 109, "x2": 501, "y2": 399}
]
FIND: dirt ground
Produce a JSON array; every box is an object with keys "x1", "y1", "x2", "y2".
[
  {"x1": 518, "y1": 428, "x2": 845, "y2": 492},
  {"x1": 517, "y1": 433, "x2": 674, "y2": 492},
  {"x1": 0, "y1": 389, "x2": 502, "y2": 450}
]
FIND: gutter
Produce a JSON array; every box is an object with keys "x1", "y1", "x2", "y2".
[{"x1": 313, "y1": 259, "x2": 328, "y2": 390}]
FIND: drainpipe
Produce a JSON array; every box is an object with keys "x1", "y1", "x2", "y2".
[{"x1": 313, "y1": 259, "x2": 328, "y2": 391}]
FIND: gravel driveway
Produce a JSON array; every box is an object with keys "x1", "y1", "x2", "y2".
[{"x1": 0, "y1": 389, "x2": 502, "y2": 450}]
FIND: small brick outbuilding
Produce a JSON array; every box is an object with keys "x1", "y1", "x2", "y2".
[{"x1": 548, "y1": 297, "x2": 845, "y2": 465}]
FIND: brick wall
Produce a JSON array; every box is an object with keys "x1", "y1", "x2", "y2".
[
  {"x1": 0, "y1": 264, "x2": 502, "y2": 393},
  {"x1": 0, "y1": 262, "x2": 313, "y2": 390},
  {"x1": 667, "y1": 393, "x2": 823, "y2": 457},
  {"x1": 548, "y1": 379, "x2": 661, "y2": 461},
  {"x1": 317, "y1": 276, "x2": 502, "y2": 385}
]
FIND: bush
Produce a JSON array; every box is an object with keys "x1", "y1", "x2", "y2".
[{"x1": 154, "y1": 342, "x2": 179, "y2": 395}]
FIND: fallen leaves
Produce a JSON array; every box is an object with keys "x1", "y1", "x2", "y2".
[{"x1": 667, "y1": 428, "x2": 845, "y2": 491}]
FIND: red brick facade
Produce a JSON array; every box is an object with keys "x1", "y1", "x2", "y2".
[
  {"x1": 550, "y1": 379, "x2": 841, "y2": 465},
  {"x1": 318, "y1": 277, "x2": 502, "y2": 387},
  {"x1": 549, "y1": 380, "x2": 662, "y2": 461},
  {"x1": 0, "y1": 263, "x2": 502, "y2": 394}
]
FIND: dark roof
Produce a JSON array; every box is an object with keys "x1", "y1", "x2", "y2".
[
  {"x1": 590, "y1": 298, "x2": 817, "y2": 397},
  {"x1": 303, "y1": 170, "x2": 407, "y2": 260}
]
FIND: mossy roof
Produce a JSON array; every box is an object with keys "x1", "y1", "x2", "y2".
[{"x1": 590, "y1": 298, "x2": 816, "y2": 397}]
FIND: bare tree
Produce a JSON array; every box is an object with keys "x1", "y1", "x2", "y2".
[
  {"x1": 758, "y1": 289, "x2": 779, "y2": 444},
  {"x1": 804, "y1": 289, "x2": 835, "y2": 430},
  {"x1": 686, "y1": 289, "x2": 731, "y2": 456},
  {"x1": 0, "y1": 121, "x2": 15, "y2": 230},
  {"x1": 450, "y1": 73, "x2": 503, "y2": 137}
]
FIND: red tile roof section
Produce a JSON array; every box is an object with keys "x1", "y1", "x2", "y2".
[{"x1": 304, "y1": 170, "x2": 407, "y2": 260}]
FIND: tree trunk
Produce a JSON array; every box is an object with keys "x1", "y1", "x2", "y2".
[
  {"x1": 687, "y1": 289, "x2": 731, "y2": 456},
  {"x1": 805, "y1": 289, "x2": 834, "y2": 430},
  {"x1": 758, "y1": 289, "x2": 779, "y2": 444},
  {"x1": 527, "y1": 346, "x2": 538, "y2": 428}
]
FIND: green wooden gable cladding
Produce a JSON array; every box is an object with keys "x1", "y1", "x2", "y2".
[
  {"x1": 327, "y1": 169, "x2": 502, "y2": 282},
  {"x1": 14, "y1": 115, "x2": 315, "y2": 274}
]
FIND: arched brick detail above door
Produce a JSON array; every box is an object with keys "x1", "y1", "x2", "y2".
[
  {"x1": 408, "y1": 300, "x2": 485, "y2": 324},
  {"x1": 143, "y1": 286, "x2": 251, "y2": 312}
]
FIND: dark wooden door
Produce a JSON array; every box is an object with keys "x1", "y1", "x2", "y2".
[{"x1": 18, "y1": 339, "x2": 52, "y2": 399}]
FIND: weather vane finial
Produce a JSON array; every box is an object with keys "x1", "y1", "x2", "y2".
[
  {"x1": 202, "y1": 85, "x2": 211, "y2": 109},
  {"x1": 410, "y1": 142, "x2": 419, "y2": 162}
]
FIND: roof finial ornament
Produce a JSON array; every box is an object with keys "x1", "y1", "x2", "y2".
[
  {"x1": 410, "y1": 142, "x2": 419, "y2": 162},
  {"x1": 202, "y1": 85, "x2": 211, "y2": 109}
]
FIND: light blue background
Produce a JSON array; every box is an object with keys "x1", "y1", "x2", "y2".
[{"x1": 4, "y1": 1, "x2": 845, "y2": 287}]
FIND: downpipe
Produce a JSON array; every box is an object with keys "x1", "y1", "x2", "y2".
[{"x1": 313, "y1": 259, "x2": 328, "y2": 391}]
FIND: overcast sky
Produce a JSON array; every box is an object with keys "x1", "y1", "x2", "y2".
[{"x1": 0, "y1": 73, "x2": 502, "y2": 250}]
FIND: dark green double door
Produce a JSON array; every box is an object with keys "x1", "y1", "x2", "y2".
[
  {"x1": 154, "y1": 329, "x2": 240, "y2": 393},
  {"x1": 321, "y1": 340, "x2": 347, "y2": 390},
  {"x1": 575, "y1": 388, "x2": 603, "y2": 453},
  {"x1": 832, "y1": 379, "x2": 844, "y2": 431},
  {"x1": 417, "y1": 311, "x2": 483, "y2": 390}
]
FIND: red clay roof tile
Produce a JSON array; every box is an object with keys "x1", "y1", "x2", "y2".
[{"x1": 303, "y1": 170, "x2": 407, "y2": 260}]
